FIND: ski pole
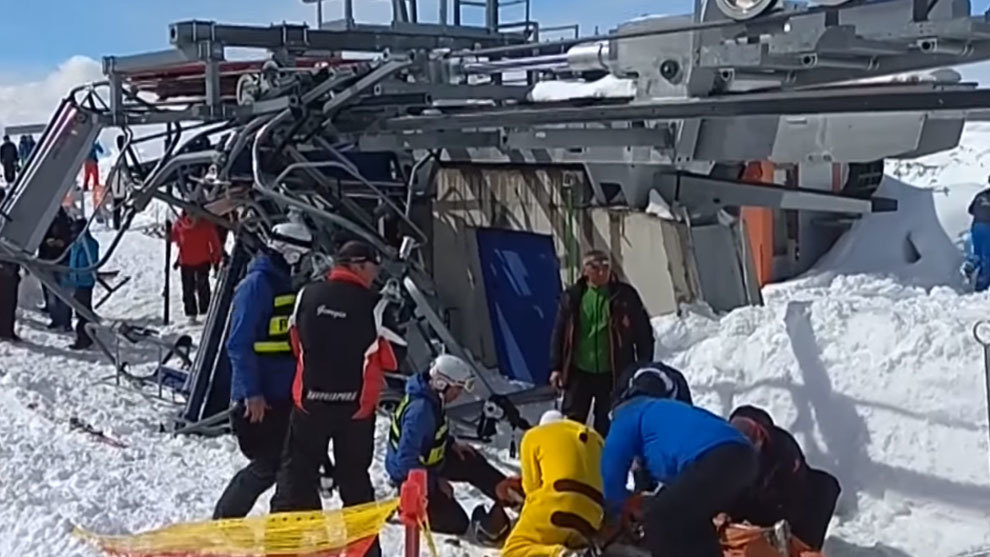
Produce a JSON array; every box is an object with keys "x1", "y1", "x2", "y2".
[{"x1": 971, "y1": 320, "x2": 990, "y2": 484}]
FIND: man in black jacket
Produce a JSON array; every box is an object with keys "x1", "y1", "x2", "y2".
[
  {"x1": 0, "y1": 136, "x2": 18, "y2": 184},
  {"x1": 270, "y1": 240, "x2": 402, "y2": 557},
  {"x1": 0, "y1": 188, "x2": 20, "y2": 342},
  {"x1": 548, "y1": 250, "x2": 654, "y2": 436}
]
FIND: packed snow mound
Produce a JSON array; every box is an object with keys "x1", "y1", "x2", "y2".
[
  {"x1": 800, "y1": 177, "x2": 981, "y2": 290},
  {"x1": 654, "y1": 278, "x2": 990, "y2": 557}
]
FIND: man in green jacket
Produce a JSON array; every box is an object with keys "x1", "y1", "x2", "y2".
[{"x1": 548, "y1": 249, "x2": 654, "y2": 435}]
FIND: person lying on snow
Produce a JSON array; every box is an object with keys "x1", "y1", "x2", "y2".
[
  {"x1": 727, "y1": 405, "x2": 841, "y2": 551},
  {"x1": 601, "y1": 369, "x2": 758, "y2": 557},
  {"x1": 498, "y1": 410, "x2": 606, "y2": 557},
  {"x1": 385, "y1": 354, "x2": 510, "y2": 537}
]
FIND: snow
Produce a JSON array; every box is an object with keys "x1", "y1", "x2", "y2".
[{"x1": 528, "y1": 74, "x2": 635, "y2": 102}]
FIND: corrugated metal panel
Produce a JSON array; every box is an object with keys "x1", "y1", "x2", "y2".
[{"x1": 432, "y1": 163, "x2": 701, "y2": 366}]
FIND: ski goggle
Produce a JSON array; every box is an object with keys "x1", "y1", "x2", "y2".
[{"x1": 434, "y1": 372, "x2": 475, "y2": 393}]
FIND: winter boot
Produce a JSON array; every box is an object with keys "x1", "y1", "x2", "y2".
[{"x1": 469, "y1": 504, "x2": 511, "y2": 547}]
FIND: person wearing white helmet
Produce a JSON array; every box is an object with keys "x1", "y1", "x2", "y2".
[
  {"x1": 212, "y1": 220, "x2": 312, "y2": 519},
  {"x1": 385, "y1": 354, "x2": 511, "y2": 537}
]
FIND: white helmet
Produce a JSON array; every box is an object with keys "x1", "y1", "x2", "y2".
[
  {"x1": 269, "y1": 221, "x2": 312, "y2": 265},
  {"x1": 429, "y1": 354, "x2": 475, "y2": 392},
  {"x1": 539, "y1": 409, "x2": 565, "y2": 426}
]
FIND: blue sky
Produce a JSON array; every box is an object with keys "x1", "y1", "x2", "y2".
[
  {"x1": 2, "y1": 0, "x2": 990, "y2": 79},
  {"x1": 0, "y1": 0, "x2": 694, "y2": 77}
]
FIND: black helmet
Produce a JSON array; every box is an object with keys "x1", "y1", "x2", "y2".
[{"x1": 613, "y1": 361, "x2": 692, "y2": 409}]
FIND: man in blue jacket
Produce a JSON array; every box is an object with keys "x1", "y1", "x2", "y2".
[
  {"x1": 64, "y1": 219, "x2": 99, "y2": 350},
  {"x1": 967, "y1": 182, "x2": 990, "y2": 291},
  {"x1": 602, "y1": 369, "x2": 757, "y2": 557},
  {"x1": 385, "y1": 354, "x2": 508, "y2": 536},
  {"x1": 212, "y1": 222, "x2": 312, "y2": 519}
]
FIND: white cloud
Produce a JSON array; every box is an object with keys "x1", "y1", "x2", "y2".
[{"x1": 0, "y1": 56, "x2": 103, "y2": 132}]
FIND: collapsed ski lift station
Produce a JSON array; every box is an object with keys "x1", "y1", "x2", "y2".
[{"x1": 1, "y1": 0, "x2": 989, "y2": 429}]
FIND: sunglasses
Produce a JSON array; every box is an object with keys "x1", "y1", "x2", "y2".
[{"x1": 585, "y1": 260, "x2": 610, "y2": 270}]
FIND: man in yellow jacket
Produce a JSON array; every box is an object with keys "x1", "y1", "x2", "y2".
[{"x1": 501, "y1": 410, "x2": 605, "y2": 557}]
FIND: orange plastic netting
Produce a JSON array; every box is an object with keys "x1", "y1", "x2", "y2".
[{"x1": 74, "y1": 499, "x2": 399, "y2": 557}]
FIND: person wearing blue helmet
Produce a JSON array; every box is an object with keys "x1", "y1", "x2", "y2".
[{"x1": 601, "y1": 367, "x2": 757, "y2": 557}]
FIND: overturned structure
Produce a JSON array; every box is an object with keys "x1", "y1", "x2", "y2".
[{"x1": 0, "y1": 0, "x2": 988, "y2": 432}]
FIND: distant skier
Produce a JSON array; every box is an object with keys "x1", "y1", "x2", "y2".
[
  {"x1": 212, "y1": 222, "x2": 313, "y2": 519},
  {"x1": 82, "y1": 141, "x2": 104, "y2": 192},
  {"x1": 171, "y1": 211, "x2": 222, "y2": 324},
  {"x1": 64, "y1": 219, "x2": 99, "y2": 350},
  {"x1": 0, "y1": 135, "x2": 18, "y2": 184},
  {"x1": 967, "y1": 182, "x2": 990, "y2": 291},
  {"x1": 17, "y1": 135, "x2": 33, "y2": 166},
  {"x1": 108, "y1": 134, "x2": 130, "y2": 230}
]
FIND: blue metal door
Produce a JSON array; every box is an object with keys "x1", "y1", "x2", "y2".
[{"x1": 475, "y1": 228, "x2": 561, "y2": 385}]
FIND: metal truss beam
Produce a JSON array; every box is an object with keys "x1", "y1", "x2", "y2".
[
  {"x1": 377, "y1": 83, "x2": 988, "y2": 132},
  {"x1": 169, "y1": 20, "x2": 525, "y2": 55},
  {"x1": 657, "y1": 172, "x2": 897, "y2": 215},
  {"x1": 103, "y1": 49, "x2": 195, "y2": 75},
  {"x1": 357, "y1": 126, "x2": 674, "y2": 151}
]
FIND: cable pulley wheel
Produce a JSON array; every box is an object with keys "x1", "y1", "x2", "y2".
[{"x1": 715, "y1": 0, "x2": 778, "y2": 20}]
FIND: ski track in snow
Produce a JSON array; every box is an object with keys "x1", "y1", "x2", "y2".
[{"x1": 5, "y1": 135, "x2": 990, "y2": 555}]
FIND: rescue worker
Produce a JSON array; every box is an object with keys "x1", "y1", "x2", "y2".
[
  {"x1": 0, "y1": 135, "x2": 18, "y2": 184},
  {"x1": 728, "y1": 405, "x2": 840, "y2": 551},
  {"x1": 602, "y1": 369, "x2": 758, "y2": 557},
  {"x1": 549, "y1": 249, "x2": 654, "y2": 436},
  {"x1": 171, "y1": 210, "x2": 223, "y2": 324},
  {"x1": 385, "y1": 354, "x2": 508, "y2": 536},
  {"x1": 967, "y1": 180, "x2": 990, "y2": 291},
  {"x1": 271, "y1": 240, "x2": 404, "y2": 557},
  {"x1": 212, "y1": 222, "x2": 312, "y2": 519},
  {"x1": 500, "y1": 410, "x2": 606, "y2": 557},
  {"x1": 613, "y1": 361, "x2": 694, "y2": 494}
]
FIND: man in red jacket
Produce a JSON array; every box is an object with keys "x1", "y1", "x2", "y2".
[{"x1": 171, "y1": 211, "x2": 222, "y2": 324}]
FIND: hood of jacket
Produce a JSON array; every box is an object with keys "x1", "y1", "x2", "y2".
[
  {"x1": 405, "y1": 371, "x2": 442, "y2": 408},
  {"x1": 246, "y1": 251, "x2": 291, "y2": 283}
]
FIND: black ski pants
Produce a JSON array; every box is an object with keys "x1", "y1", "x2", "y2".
[
  {"x1": 562, "y1": 368, "x2": 614, "y2": 436},
  {"x1": 3, "y1": 163, "x2": 15, "y2": 184},
  {"x1": 427, "y1": 448, "x2": 507, "y2": 535},
  {"x1": 270, "y1": 402, "x2": 380, "y2": 555},
  {"x1": 0, "y1": 267, "x2": 20, "y2": 338},
  {"x1": 642, "y1": 442, "x2": 758, "y2": 557},
  {"x1": 180, "y1": 263, "x2": 211, "y2": 317},
  {"x1": 213, "y1": 400, "x2": 293, "y2": 519},
  {"x1": 73, "y1": 287, "x2": 94, "y2": 346}
]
